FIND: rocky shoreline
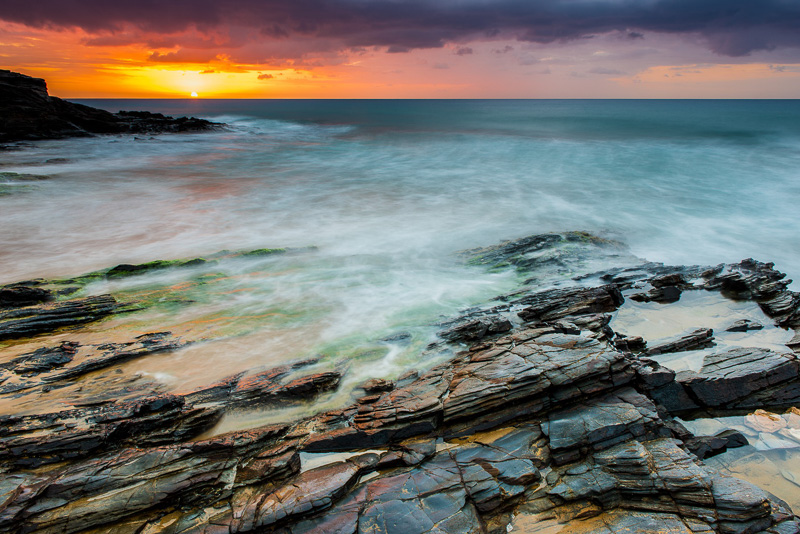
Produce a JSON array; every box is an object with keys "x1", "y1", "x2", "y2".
[
  {"x1": 0, "y1": 70, "x2": 221, "y2": 144},
  {"x1": 0, "y1": 233, "x2": 799, "y2": 533}
]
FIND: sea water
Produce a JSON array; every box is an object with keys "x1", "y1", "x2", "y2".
[{"x1": 1, "y1": 100, "x2": 799, "y2": 419}]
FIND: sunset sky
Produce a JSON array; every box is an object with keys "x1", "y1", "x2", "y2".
[{"x1": 1, "y1": 0, "x2": 799, "y2": 98}]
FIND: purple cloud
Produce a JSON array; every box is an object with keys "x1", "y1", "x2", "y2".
[{"x1": 1, "y1": 0, "x2": 799, "y2": 57}]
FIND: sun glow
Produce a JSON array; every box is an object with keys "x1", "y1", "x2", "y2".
[{"x1": 190, "y1": 91, "x2": 198, "y2": 98}]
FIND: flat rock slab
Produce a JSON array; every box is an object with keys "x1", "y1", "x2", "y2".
[
  {"x1": 0, "y1": 332, "x2": 185, "y2": 395},
  {"x1": 679, "y1": 347, "x2": 800, "y2": 409},
  {"x1": 543, "y1": 388, "x2": 663, "y2": 464},
  {"x1": 515, "y1": 284, "x2": 624, "y2": 323},
  {"x1": 0, "y1": 294, "x2": 117, "y2": 341},
  {"x1": 644, "y1": 328, "x2": 714, "y2": 356}
]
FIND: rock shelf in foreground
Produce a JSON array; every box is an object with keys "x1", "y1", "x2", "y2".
[{"x1": 0, "y1": 232, "x2": 799, "y2": 533}]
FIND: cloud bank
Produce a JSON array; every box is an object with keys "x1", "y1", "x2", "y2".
[{"x1": 1, "y1": 0, "x2": 799, "y2": 58}]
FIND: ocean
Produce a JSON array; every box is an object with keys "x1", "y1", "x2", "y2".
[{"x1": 2, "y1": 99, "x2": 799, "y2": 425}]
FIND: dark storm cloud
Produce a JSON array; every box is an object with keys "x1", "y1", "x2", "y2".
[{"x1": 1, "y1": 0, "x2": 799, "y2": 57}]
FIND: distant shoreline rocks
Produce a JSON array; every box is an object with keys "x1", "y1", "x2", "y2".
[{"x1": 0, "y1": 70, "x2": 222, "y2": 143}]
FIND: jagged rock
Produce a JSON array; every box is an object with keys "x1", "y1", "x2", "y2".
[
  {"x1": 230, "y1": 368, "x2": 342, "y2": 407},
  {"x1": 516, "y1": 284, "x2": 624, "y2": 323},
  {"x1": 0, "y1": 394, "x2": 222, "y2": 468},
  {"x1": 613, "y1": 334, "x2": 647, "y2": 352},
  {"x1": 523, "y1": 438, "x2": 796, "y2": 534},
  {"x1": 184, "y1": 358, "x2": 342, "y2": 411},
  {"x1": 443, "y1": 334, "x2": 634, "y2": 433},
  {"x1": 678, "y1": 348, "x2": 800, "y2": 410},
  {"x1": 0, "y1": 341, "x2": 77, "y2": 375},
  {"x1": 644, "y1": 328, "x2": 714, "y2": 356},
  {"x1": 787, "y1": 330, "x2": 800, "y2": 352},
  {"x1": 1, "y1": 237, "x2": 799, "y2": 533},
  {"x1": 0, "y1": 424, "x2": 294, "y2": 532},
  {"x1": 569, "y1": 313, "x2": 612, "y2": 333},
  {"x1": 629, "y1": 285, "x2": 683, "y2": 303},
  {"x1": 685, "y1": 430, "x2": 750, "y2": 460},
  {"x1": 639, "y1": 348, "x2": 800, "y2": 415},
  {"x1": 0, "y1": 70, "x2": 220, "y2": 142},
  {"x1": 0, "y1": 332, "x2": 185, "y2": 395},
  {"x1": 0, "y1": 294, "x2": 117, "y2": 341},
  {"x1": 0, "y1": 282, "x2": 52, "y2": 308},
  {"x1": 628, "y1": 273, "x2": 693, "y2": 303},
  {"x1": 542, "y1": 388, "x2": 665, "y2": 465},
  {"x1": 726, "y1": 319, "x2": 765, "y2": 332},
  {"x1": 462, "y1": 231, "x2": 627, "y2": 271},
  {"x1": 701, "y1": 259, "x2": 800, "y2": 327},
  {"x1": 438, "y1": 315, "x2": 512, "y2": 343},
  {"x1": 360, "y1": 378, "x2": 395, "y2": 393},
  {"x1": 0, "y1": 355, "x2": 340, "y2": 470}
]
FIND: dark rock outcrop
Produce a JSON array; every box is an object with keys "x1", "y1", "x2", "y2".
[
  {"x1": 0, "y1": 332, "x2": 185, "y2": 395},
  {"x1": 643, "y1": 347, "x2": 800, "y2": 414},
  {"x1": 1, "y1": 233, "x2": 800, "y2": 533},
  {"x1": 0, "y1": 70, "x2": 220, "y2": 143},
  {"x1": 0, "y1": 294, "x2": 117, "y2": 340},
  {"x1": 644, "y1": 327, "x2": 715, "y2": 356}
]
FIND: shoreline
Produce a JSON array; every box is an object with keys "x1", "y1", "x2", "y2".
[{"x1": 1, "y1": 232, "x2": 799, "y2": 532}]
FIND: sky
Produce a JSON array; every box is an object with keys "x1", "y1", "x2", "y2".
[{"x1": 1, "y1": 0, "x2": 799, "y2": 98}]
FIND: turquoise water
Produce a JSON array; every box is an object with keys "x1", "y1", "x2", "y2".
[
  {"x1": 4, "y1": 99, "x2": 800, "y2": 283},
  {"x1": 1, "y1": 100, "x2": 798, "y2": 402}
]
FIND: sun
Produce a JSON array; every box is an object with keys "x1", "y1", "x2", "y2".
[{"x1": 190, "y1": 91, "x2": 199, "y2": 98}]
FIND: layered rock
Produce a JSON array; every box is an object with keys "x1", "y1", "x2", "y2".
[
  {"x1": 1, "y1": 233, "x2": 799, "y2": 533},
  {"x1": 0, "y1": 295, "x2": 117, "y2": 341}
]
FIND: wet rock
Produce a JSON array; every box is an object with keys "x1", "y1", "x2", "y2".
[
  {"x1": 0, "y1": 282, "x2": 52, "y2": 308},
  {"x1": 397, "y1": 439, "x2": 437, "y2": 466},
  {"x1": 182, "y1": 358, "x2": 341, "y2": 410},
  {"x1": 0, "y1": 332, "x2": 185, "y2": 395},
  {"x1": 462, "y1": 231, "x2": 631, "y2": 278},
  {"x1": 613, "y1": 334, "x2": 647, "y2": 353},
  {"x1": 712, "y1": 474, "x2": 773, "y2": 531},
  {"x1": 629, "y1": 284, "x2": 683, "y2": 303},
  {"x1": 644, "y1": 327, "x2": 714, "y2": 356},
  {"x1": 640, "y1": 347, "x2": 800, "y2": 415},
  {"x1": 745, "y1": 409, "x2": 788, "y2": 433},
  {"x1": 678, "y1": 348, "x2": 800, "y2": 410},
  {"x1": 230, "y1": 369, "x2": 342, "y2": 407},
  {"x1": 1, "y1": 238, "x2": 799, "y2": 533},
  {"x1": 543, "y1": 388, "x2": 664, "y2": 465},
  {"x1": 360, "y1": 378, "x2": 395, "y2": 393},
  {"x1": 726, "y1": 319, "x2": 765, "y2": 332},
  {"x1": 105, "y1": 258, "x2": 211, "y2": 278},
  {"x1": 438, "y1": 315, "x2": 512, "y2": 343},
  {"x1": 568, "y1": 313, "x2": 612, "y2": 334},
  {"x1": 515, "y1": 284, "x2": 624, "y2": 323},
  {"x1": 628, "y1": 273, "x2": 694, "y2": 304},
  {"x1": 702, "y1": 259, "x2": 800, "y2": 328},
  {"x1": 525, "y1": 437, "x2": 796, "y2": 534},
  {"x1": 787, "y1": 330, "x2": 800, "y2": 352},
  {"x1": 443, "y1": 334, "x2": 634, "y2": 433},
  {"x1": 380, "y1": 332, "x2": 413, "y2": 344},
  {"x1": 238, "y1": 456, "x2": 373, "y2": 530},
  {"x1": 0, "y1": 394, "x2": 223, "y2": 468},
  {"x1": 510, "y1": 509, "x2": 698, "y2": 534},
  {"x1": 685, "y1": 429, "x2": 750, "y2": 460},
  {"x1": 0, "y1": 424, "x2": 293, "y2": 533},
  {"x1": 0, "y1": 341, "x2": 77, "y2": 375},
  {"x1": 0, "y1": 294, "x2": 117, "y2": 341}
]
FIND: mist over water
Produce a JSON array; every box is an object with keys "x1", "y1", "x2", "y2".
[{"x1": 2, "y1": 99, "x2": 799, "y2": 419}]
